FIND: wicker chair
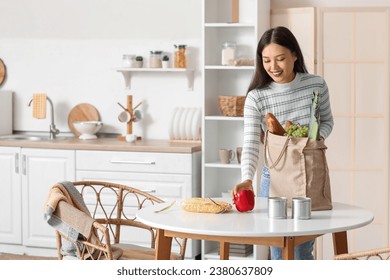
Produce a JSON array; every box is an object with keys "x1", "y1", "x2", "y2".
[
  {"x1": 49, "y1": 181, "x2": 186, "y2": 260},
  {"x1": 334, "y1": 247, "x2": 390, "y2": 260}
]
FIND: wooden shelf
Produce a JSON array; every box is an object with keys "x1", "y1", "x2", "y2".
[
  {"x1": 116, "y1": 67, "x2": 195, "y2": 91},
  {"x1": 205, "y1": 116, "x2": 244, "y2": 121}
]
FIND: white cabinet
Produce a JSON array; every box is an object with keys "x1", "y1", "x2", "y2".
[
  {"x1": 201, "y1": 0, "x2": 270, "y2": 260},
  {"x1": 0, "y1": 147, "x2": 22, "y2": 245},
  {"x1": 271, "y1": 7, "x2": 390, "y2": 259},
  {"x1": 0, "y1": 147, "x2": 75, "y2": 255},
  {"x1": 75, "y1": 149, "x2": 201, "y2": 259}
]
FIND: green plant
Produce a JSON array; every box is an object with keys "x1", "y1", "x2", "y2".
[
  {"x1": 162, "y1": 55, "x2": 169, "y2": 61},
  {"x1": 135, "y1": 56, "x2": 143, "y2": 61}
]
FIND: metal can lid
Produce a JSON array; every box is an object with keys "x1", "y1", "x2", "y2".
[{"x1": 150, "y1": 50, "x2": 163, "y2": 55}]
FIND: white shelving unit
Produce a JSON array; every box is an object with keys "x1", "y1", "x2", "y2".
[
  {"x1": 201, "y1": 0, "x2": 270, "y2": 260},
  {"x1": 116, "y1": 67, "x2": 195, "y2": 90}
]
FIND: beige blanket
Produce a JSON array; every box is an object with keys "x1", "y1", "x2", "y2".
[{"x1": 44, "y1": 181, "x2": 95, "y2": 257}]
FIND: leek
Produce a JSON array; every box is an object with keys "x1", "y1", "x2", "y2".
[{"x1": 308, "y1": 90, "x2": 320, "y2": 140}]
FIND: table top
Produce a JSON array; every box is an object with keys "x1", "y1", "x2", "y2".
[{"x1": 136, "y1": 197, "x2": 374, "y2": 237}]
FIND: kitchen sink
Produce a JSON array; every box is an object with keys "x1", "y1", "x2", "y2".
[{"x1": 0, "y1": 134, "x2": 68, "y2": 141}]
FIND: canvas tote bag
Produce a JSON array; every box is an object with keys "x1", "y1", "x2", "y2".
[{"x1": 264, "y1": 130, "x2": 332, "y2": 210}]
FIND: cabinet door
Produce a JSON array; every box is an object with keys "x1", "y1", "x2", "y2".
[
  {"x1": 0, "y1": 147, "x2": 22, "y2": 244},
  {"x1": 21, "y1": 148, "x2": 75, "y2": 248},
  {"x1": 317, "y1": 7, "x2": 390, "y2": 259}
]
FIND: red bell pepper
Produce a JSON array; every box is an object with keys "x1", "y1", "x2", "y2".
[{"x1": 234, "y1": 189, "x2": 255, "y2": 212}]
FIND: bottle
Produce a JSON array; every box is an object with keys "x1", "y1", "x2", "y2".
[
  {"x1": 221, "y1": 42, "x2": 236, "y2": 66},
  {"x1": 174, "y1": 45, "x2": 187, "y2": 68},
  {"x1": 149, "y1": 50, "x2": 162, "y2": 68}
]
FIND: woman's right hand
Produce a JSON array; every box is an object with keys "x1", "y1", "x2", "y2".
[{"x1": 231, "y1": 179, "x2": 254, "y2": 202}]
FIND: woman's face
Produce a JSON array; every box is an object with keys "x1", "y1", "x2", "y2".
[{"x1": 262, "y1": 43, "x2": 297, "y2": 84}]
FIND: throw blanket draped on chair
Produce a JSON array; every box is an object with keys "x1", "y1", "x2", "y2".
[{"x1": 44, "y1": 181, "x2": 95, "y2": 258}]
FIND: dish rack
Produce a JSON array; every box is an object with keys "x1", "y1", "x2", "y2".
[{"x1": 169, "y1": 107, "x2": 201, "y2": 142}]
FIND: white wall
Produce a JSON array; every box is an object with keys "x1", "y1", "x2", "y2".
[{"x1": 0, "y1": 0, "x2": 201, "y2": 139}]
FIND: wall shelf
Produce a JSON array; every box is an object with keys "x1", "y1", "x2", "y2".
[
  {"x1": 205, "y1": 65, "x2": 254, "y2": 70},
  {"x1": 205, "y1": 116, "x2": 244, "y2": 121},
  {"x1": 116, "y1": 67, "x2": 195, "y2": 91}
]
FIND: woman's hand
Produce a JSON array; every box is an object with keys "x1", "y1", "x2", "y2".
[{"x1": 231, "y1": 179, "x2": 254, "y2": 203}]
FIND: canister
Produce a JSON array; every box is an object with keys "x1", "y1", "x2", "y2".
[
  {"x1": 149, "y1": 50, "x2": 163, "y2": 68},
  {"x1": 174, "y1": 44, "x2": 187, "y2": 68},
  {"x1": 221, "y1": 41, "x2": 236, "y2": 66},
  {"x1": 122, "y1": 54, "x2": 135, "y2": 67},
  {"x1": 292, "y1": 197, "x2": 311, "y2": 220},
  {"x1": 268, "y1": 197, "x2": 287, "y2": 219}
]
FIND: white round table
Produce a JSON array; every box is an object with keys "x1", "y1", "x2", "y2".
[{"x1": 136, "y1": 197, "x2": 374, "y2": 260}]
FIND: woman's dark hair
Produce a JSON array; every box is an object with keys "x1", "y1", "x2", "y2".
[{"x1": 247, "y1": 26, "x2": 308, "y2": 93}]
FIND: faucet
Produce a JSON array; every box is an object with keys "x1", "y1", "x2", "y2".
[{"x1": 28, "y1": 96, "x2": 60, "y2": 139}]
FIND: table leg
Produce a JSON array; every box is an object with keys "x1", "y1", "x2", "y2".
[
  {"x1": 155, "y1": 229, "x2": 173, "y2": 260},
  {"x1": 281, "y1": 237, "x2": 295, "y2": 260},
  {"x1": 332, "y1": 231, "x2": 348, "y2": 255},
  {"x1": 220, "y1": 242, "x2": 230, "y2": 260}
]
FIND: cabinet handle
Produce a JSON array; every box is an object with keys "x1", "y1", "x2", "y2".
[
  {"x1": 15, "y1": 153, "x2": 19, "y2": 174},
  {"x1": 141, "y1": 189, "x2": 156, "y2": 193},
  {"x1": 110, "y1": 160, "x2": 156, "y2": 165},
  {"x1": 22, "y1": 154, "x2": 26, "y2": 175}
]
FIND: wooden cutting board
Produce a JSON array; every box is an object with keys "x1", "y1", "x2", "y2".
[
  {"x1": 68, "y1": 103, "x2": 100, "y2": 136},
  {"x1": 0, "y1": 58, "x2": 6, "y2": 87}
]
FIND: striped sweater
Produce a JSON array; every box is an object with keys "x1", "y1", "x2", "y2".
[{"x1": 241, "y1": 72, "x2": 334, "y2": 181}]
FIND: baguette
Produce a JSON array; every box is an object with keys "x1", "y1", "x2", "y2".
[
  {"x1": 265, "y1": 113, "x2": 285, "y2": 136},
  {"x1": 285, "y1": 120, "x2": 293, "y2": 130},
  {"x1": 181, "y1": 198, "x2": 232, "y2": 214}
]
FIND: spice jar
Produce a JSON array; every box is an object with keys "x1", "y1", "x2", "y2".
[
  {"x1": 149, "y1": 50, "x2": 162, "y2": 68},
  {"x1": 174, "y1": 44, "x2": 187, "y2": 68},
  {"x1": 221, "y1": 42, "x2": 236, "y2": 66}
]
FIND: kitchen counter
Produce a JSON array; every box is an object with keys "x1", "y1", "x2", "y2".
[{"x1": 0, "y1": 136, "x2": 201, "y2": 153}]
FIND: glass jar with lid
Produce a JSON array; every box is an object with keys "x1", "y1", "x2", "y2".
[
  {"x1": 221, "y1": 42, "x2": 236, "y2": 66},
  {"x1": 149, "y1": 50, "x2": 163, "y2": 68},
  {"x1": 174, "y1": 44, "x2": 187, "y2": 68},
  {"x1": 122, "y1": 54, "x2": 135, "y2": 67}
]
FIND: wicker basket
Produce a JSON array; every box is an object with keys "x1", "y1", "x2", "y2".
[{"x1": 218, "y1": 96, "x2": 245, "y2": 117}]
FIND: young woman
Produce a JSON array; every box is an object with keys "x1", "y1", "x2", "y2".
[{"x1": 233, "y1": 26, "x2": 334, "y2": 260}]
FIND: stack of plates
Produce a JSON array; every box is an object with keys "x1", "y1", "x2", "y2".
[{"x1": 168, "y1": 107, "x2": 201, "y2": 141}]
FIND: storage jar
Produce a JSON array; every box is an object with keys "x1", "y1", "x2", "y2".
[
  {"x1": 221, "y1": 42, "x2": 236, "y2": 66},
  {"x1": 149, "y1": 50, "x2": 162, "y2": 68},
  {"x1": 174, "y1": 44, "x2": 187, "y2": 68}
]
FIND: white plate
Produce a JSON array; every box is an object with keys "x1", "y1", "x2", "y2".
[
  {"x1": 168, "y1": 108, "x2": 179, "y2": 140},
  {"x1": 172, "y1": 107, "x2": 183, "y2": 140},
  {"x1": 185, "y1": 108, "x2": 195, "y2": 140},
  {"x1": 191, "y1": 108, "x2": 201, "y2": 140},
  {"x1": 179, "y1": 108, "x2": 189, "y2": 140}
]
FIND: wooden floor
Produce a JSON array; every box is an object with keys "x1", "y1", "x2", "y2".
[{"x1": 0, "y1": 253, "x2": 56, "y2": 260}]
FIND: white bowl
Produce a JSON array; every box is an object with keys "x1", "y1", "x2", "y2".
[{"x1": 73, "y1": 121, "x2": 103, "y2": 140}]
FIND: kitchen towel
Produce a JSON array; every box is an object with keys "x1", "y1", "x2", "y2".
[{"x1": 32, "y1": 93, "x2": 47, "y2": 119}]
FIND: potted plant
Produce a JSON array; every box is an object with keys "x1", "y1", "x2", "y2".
[
  {"x1": 132, "y1": 56, "x2": 143, "y2": 68},
  {"x1": 162, "y1": 55, "x2": 169, "y2": 69}
]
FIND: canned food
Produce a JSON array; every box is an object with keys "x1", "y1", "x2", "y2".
[
  {"x1": 268, "y1": 197, "x2": 287, "y2": 219},
  {"x1": 292, "y1": 197, "x2": 311, "y2": 220}
]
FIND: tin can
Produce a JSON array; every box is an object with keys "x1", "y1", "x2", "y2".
[
  {"x1": 292, "y1": 197, "x2": 311, "y2": 220},
  {"x1": 268, "y1": 197, "x2": 287, "y2": 219}
]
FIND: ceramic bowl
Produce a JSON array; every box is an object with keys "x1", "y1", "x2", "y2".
[{"x1": 73, "y1": 121, "x2": 103, "y2": 140}]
